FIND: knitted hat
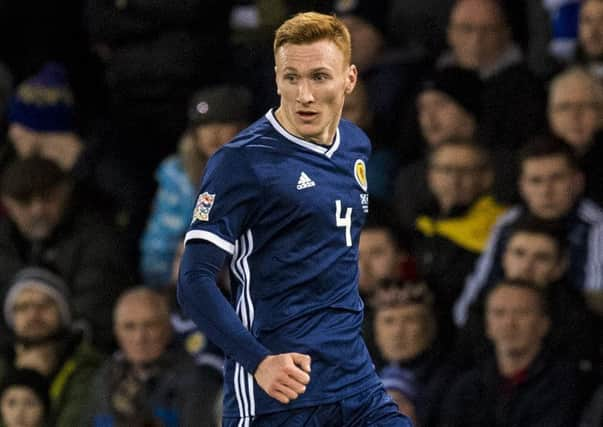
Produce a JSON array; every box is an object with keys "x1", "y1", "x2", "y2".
[
  {"x1": 3, "y1": 267, "x2": 72, "y2": 330},
  {"x1": 421, "y1": 66, "x2": 483, "y2": 118},
  {"x1": 187, "y1": 85, "x2": 252, "y2": 128},
  {"x1": 7, "y1": 62, "x2": 75, "y2": 132},
  {"x1": 380, "y1": 365, "x2": 418, "y2": 404},
  {"x1": 0, "y1": 368, "x2": 51, "y2": 415}
]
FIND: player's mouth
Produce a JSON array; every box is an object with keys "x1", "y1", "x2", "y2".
[{"x1": 297, "y1": 110, "x2": 318, "y2": 120}]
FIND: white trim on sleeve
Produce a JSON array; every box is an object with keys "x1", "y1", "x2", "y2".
[{"x1": 185, "y1": 230, "x2": 235, "y2": 254}]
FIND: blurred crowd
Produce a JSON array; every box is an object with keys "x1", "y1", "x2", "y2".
[{"x1": 0, "y1": 0, "x2": 602, "y2": 426}]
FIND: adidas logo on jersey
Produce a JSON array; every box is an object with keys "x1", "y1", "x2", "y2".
[{"x1": 296, "y1": 172, "x2": 316, "y2": 190}]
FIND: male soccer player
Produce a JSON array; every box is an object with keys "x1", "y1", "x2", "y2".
[{"x1": 178, "y1": 12, "x2": 411, "y2": 426}]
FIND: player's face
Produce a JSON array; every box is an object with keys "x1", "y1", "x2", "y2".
[
  {"x1": 548, "y1": 76, "x2": 603, "y2": 153},
  {"x1": 485, "y1": 286, "x2": 550, "y2": 358},
  {"x1": 519, "y1": 155, "x2": 582, "y2": 220},
  {"x1": 579, "y1": 0, "x2": 603, "y2": 58},
  {"x1": 275, "y1": 39, "x2": 357, "y2": 146},
  {"x1": 417, "y1": 90, "x2": 476, "y2": 146},
  {"x1": 0, "y1": 386, "x2": 45, "y2": 427},
  {"x1": 502, "y1": 232, "x2": 564, "y2": 287},
  {"x1": 374, "y1": 304, "x2": 435, "y2": 362},
  {"x1": 12, "y1": 288, "x2": 62, "y2": 341}
]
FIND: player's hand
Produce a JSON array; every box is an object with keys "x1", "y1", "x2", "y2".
[{"x1": 254, "y1": 353, "x2": 311, "y2": 404}]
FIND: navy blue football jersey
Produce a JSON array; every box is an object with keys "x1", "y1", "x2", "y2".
[{"x1": 185, "y1": 109, "x2": 380, "y2": 417}]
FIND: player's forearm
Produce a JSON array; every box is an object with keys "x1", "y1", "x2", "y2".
[{"x1": 178, "y1": 240, "x2": 271, "y2": 373}]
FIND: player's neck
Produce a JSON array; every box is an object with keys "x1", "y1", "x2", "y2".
[{"x1": 274, "y1": 108, "x2": 336, "y2": 147}]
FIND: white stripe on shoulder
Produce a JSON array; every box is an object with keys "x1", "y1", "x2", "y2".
[{"x1": 184, "y1": 230, "x2": 235, "y2": 254}]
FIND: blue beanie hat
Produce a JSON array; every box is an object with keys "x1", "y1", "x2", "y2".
[{"x1": 7, "y1": 62, "x2": 75, "y2": 132}]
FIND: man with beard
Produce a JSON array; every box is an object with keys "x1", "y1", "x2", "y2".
[
  {"x1": 0, "y1": 156, "x2": 130, "y2": 350},
  {"x1": 0, "y1": 267, "x2": 102, "y2": 427}
]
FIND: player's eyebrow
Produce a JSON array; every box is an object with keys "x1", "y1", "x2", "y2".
[{"x1": 281, "y1": 66, "x2": 332, "y2": 73}]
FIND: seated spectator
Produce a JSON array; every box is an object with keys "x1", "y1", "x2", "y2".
[
  {"x1": 140, "y1": 85, "x2": 252, "y2": 286},
  {"x1": 457, "y1": 218, "x2": 601, "y2": 376},
  {"x1": 0, "y1": 267, "x2": 102, "y2": 427},
  {"x1": 454, "y1": 135, "x2": 603, "y2": 324},
  {"x1": 372, "y1": 280, "x2": 459, "y2": 427},
  {"x1": 86, "y1": 287, "x2": 220, "y2": 427},
  {"x1": 394, "y1": 67, "x2": 486, "y2": 230},
  {"x1": 548, "y1": 66, "x2": 603, "y2": 205},
  {"x1": 441, "y1": 280, "x2": 581, "y2": 427},
  {"x1": 441, "y1": 0, "x2": 546, "y2": 150},
  {"x1": 412, "y1": 139, "x2": 507, "y2": 337},
  {"x1": 0, "y1": 368, "x2": 50, "y2": 427},
  {"x1": 0, "y1": 157, "x2": 131, "y2": 349},
  {"x1": 576, "y1": 0, "x2": 603, "y2": 80},
  {"x1": 358, "y1": 209, "x2": 408, "y2": 363},
  {"x1": 1, "y1": 62, "x2": 137, "y2": 234}
]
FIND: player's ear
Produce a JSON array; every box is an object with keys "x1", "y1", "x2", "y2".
[{"x1": 345, "y1": 65, "x2": 358, "y2": 95}]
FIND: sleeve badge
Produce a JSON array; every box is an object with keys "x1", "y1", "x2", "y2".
[{"x1": 193, "y1": 192, "x2": 215, "y2": 222}]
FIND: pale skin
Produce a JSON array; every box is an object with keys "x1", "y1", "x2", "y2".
[
  {"x1": 254, "y1": 38, "x2": 357, "y2": 404},
  {"x1": 274, "y1": 39, "x2": 357, "y2": 146}
]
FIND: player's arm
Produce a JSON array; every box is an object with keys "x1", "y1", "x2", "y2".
[{"x1": 178, "y1": 240, "x2": 310, "y2": 403}]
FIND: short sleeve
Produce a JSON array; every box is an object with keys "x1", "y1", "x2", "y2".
[{"x1": 185, "y1": 147, "x2": 259, "y2": 254}]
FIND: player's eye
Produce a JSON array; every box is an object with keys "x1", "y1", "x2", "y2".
[
  {"x1": 284, "y1": 74, "x2": 298, "y2": 82},
  {"x1": 313, "y1": 73, "x2": 329, "y2": 81}
]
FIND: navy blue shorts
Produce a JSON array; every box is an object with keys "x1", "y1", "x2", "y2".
[{"x1": 223, "y1": 383, "x2": 412, "y2": 426}]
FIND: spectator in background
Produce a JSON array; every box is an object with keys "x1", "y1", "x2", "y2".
[
  {"x1": 140, "y1": 85, "x2": 252, "y2": 286},
  {"x1": 454, "y1": 136, "x2": 603, "y2": 326},
  {"x1": 358, "y1": 211, "x2": 407, "y2": 363},
  {"x1": 577, "y1": 0, "x2": 603, "y2": 80},
  {"x1": 456, "y1": 218, "x2": 601, "y2": 381},
  {"x1": 442, "y1": 0, "x2": 546, "y2": 151},
  {"x1": 372, "y1": 280, "x2": 459, "y2": 427},
  {"x1": 393, "y1": 67, "x2": 485, "y2": 231},
  {"x1": 1, "y1": 62, "x2": 137, "y2": 233},
  {"x1": 0, "y1": 156, "x2": 130, "y2": 349},
  {"x1": 548, "y1": 66, "x2": 603, "y2": 206},
  {"x1": 0, "y1": 368, "x2": 50, "y2": 427},
  {"x1": 0, "y1": 268, "x2": 102, "y2": 427},
  {"x1": 441, "y1": 280, "x2": 581, "y2": 427},
  {"x1": 86, "y1": 287, "x2": 219, "y2": 427},
  {"x1": 412, "y1": 140, "x2": 507, "y2": 340}
]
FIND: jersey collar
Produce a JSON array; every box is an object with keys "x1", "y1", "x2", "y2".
[{"x1": 266, "y1": 109, "x2": 340, "y2": 158}]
